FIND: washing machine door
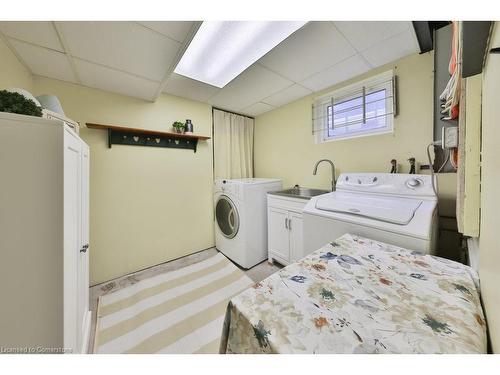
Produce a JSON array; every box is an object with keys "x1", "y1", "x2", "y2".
[{"x1": 215, "y1": 195, "x2": 240, "y2": 239}]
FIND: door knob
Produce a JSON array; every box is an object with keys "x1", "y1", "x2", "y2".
[{"x1": 80, "y1": 244, "x2": 89, "y2": 253}]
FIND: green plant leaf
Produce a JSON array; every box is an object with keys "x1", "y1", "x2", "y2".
[{"x1": 0, "y1": 90, "x2": 43, "y2": 117}]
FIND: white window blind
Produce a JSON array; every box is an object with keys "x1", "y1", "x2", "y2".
[{"x1": 312, "y1": 70, "x2": 397, "y2": 142}]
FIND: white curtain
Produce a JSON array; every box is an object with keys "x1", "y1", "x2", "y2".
[{"x1": 213, "y1": 109, "x2": 254, "y2": 179}]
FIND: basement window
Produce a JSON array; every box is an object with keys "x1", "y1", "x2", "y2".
[{"x1": 313, "y1": 70, "x2": 396, "y2": 142}]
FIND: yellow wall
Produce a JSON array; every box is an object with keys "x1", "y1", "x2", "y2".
[
  {"x1": 32, "y1": 77, "x2": 215, "y2": 285},
  {"x1": 479, "y1": 21, "x2": 500, "y2": 352},
  {"x1": 254, "y1": 52, "x2": 457, "y2": 218},
  {"x1": 1, "y1": 36, "x2": 215, "y2": 285},
  {"x1": 0, "y1": 37, "x2": 33, "y2": 91}
]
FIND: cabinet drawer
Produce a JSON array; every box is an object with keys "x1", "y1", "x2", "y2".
[{"x1": 267, "y1": 194, "x2": 308, "y2": 213}]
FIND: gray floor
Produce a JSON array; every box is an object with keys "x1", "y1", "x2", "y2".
[{"x1": 88, "y1": 248, "x2": 282, "y2": 353}]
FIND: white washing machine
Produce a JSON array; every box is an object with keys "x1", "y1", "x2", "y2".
[
  {"x1": 303, "y1": 173, "x2": 438, "y2": 255},
  {"x1": 214, "y1": 178, "x2": 282, "y2": 268}
]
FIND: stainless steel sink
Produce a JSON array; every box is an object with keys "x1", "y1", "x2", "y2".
[{"x1": 269, "y1": 187, "x2": 330, "y2": 200}]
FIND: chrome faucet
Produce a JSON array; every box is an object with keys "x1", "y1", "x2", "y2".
[{"x1": 313, "y1": 159, "x2": 336, "y2": 192}]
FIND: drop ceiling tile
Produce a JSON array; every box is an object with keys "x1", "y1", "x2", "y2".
[
  {"x1": 361, "y1": 28, "x2": 420, "y2": 68},
  {"x1": 10, "y1": 39, "x2": 76, "y2": 83},
  {"x1": 241, "y1": 102, "x2": 275, "y2": 117},
  {"x1": 258, "y1": 21, "x2": 356, "y2": 82},
  {"x1": 301, "y1": 55, "x2": 371, "y2": 92},
  {"x1": 334, "y1": 21, "x2": 411, "y2": 52},
  {"x1": 163, "y1": 73, "x2": 219, "y2": 102},
  {"x1": 59, "y1": 21, "x2": 181, "y2": 82},
  {"x1": 0, "y1": 21, "x2": 63, "y2": 51},
  {"x1": 74, "y1": 59, "x2": 159, "y2": 101},
  {"x1": 209, "y1": 64, "x2": 292, "y2": 111},
  {"x1": 262, "y1": 84, "x2": 312, "y2": 107},
  {"x1": 137, "y1": 21, "x2": 195, "y2": 43}
]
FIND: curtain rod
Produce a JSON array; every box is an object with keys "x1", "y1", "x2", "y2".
[{"x1": 212, "y1": 106, "x2": 254, "y2": 119}]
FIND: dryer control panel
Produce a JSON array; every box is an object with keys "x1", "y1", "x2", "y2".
[
  {"x1": 214, "y1": 179, "x2": 242, "y2": 199},
  {"x1": 336, "y1": 173, "x2": 437, "y2": 200}
]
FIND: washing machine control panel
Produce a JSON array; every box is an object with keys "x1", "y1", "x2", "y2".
[
  {"x1": 337, "y1": 173, "x2": 435, "y2": 199},
  {"x1": 344, "y1": 175, "x2": 380, "y2": 186},
  {"x1": 215, "y1": 179, "x2": 241, "y2": 199},
  {"x1": 406, "y1": 177, "x2": 423, "y2": 188}
]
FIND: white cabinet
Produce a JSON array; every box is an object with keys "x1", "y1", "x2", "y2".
[
  {"x1": 79, "y1": 144, "x2": 90, "y2": 351},
  {"x1": 289, "y1": 211, "x2": 304, "y2": 264},
  {"x1": 64, "y1": 129, "x2": 91, "y2": 353},
  {"x1": 267, "y1": 195, "x2": 307, "y2": 265},
  {"x1": 268, "y1": 207, "x2": 290, "y2": 261},
  {"x1": 0, "y1": 112, "x2": 90, "y2": 354}
]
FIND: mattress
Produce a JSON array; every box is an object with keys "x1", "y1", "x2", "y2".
[{"x1": 220, "y1": 234, "x2": 486, "y2": 354}]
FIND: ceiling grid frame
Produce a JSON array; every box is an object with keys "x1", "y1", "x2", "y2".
[
  {"x1": 332, "y1": 21, "x2": 375, "y2": 69},
  {"x1": 52, "y1": 21, "x2": 82, "y2": 84},
  {"x1": 153, "y1": 21, "x2": 202, "y2": 101},
  {"x1": 0, "y1": 31, "x2": 34, "y2": 78},
  {"x1": 0, "y1": 21, "x2": 421, "y2": 115}
]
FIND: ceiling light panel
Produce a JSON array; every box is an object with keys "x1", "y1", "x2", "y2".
[{"x1": 174, "y1": 21, "x2": 307, "y2": 88}]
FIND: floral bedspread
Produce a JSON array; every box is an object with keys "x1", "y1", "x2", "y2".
[{"x1": 220, "y1": 234, "x2": 486, "y2": 354}]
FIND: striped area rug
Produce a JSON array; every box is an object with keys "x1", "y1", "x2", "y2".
[{"x1": 93, "y1": 253, "x2": 254, "y2": 353}]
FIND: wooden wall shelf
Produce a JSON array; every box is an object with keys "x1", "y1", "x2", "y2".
[{"x1": 86, "y1": 123, "x2": 210, "y2": 153}]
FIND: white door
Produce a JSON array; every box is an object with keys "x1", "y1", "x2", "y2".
[
  {"x1": 289, "y1": 212, "x2": 304, "y2": 263},
  {"x1": 268, "y1": 207, "x2": 290, "y2": 262},
  {"x1": 63, "y1": 129, "x2": 82, "y2": 353},
  {"x1": 78, "y1": 142, "x2": 90, "y2": 353}
]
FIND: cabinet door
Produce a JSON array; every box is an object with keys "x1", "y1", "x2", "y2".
[
  {"x1": 289, "y1": 212, "x2": 304, "y2": 263},
  {"x1": 268, "y1": 207, "x2": 290, "y2": 262},
  {"x1": 63, "y1": 129, "x2": 82, "y2": 353},
  {"x1": 78, "y1": 142, "x2": 90, "y2": 353}
]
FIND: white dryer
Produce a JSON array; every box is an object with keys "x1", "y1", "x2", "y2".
[
  {"x1": 303, "y1": 173, "x2": 438, "y2": 255},
  {"x1": 214, "y1": 178, "x2": 282, "y2": 268}
]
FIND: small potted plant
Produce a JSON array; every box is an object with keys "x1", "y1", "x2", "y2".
[{"x1": 172, "y1": 121, "x2": 185, "y2": 134}]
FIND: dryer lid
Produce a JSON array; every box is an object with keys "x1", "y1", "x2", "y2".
[{"x1": 315, "y1": 193, "x2": 422, "y2": 225}]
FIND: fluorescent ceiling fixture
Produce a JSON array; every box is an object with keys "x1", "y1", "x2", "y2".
[{"x1": 174, "y1": 21, "x2": 307, "y2": 88}]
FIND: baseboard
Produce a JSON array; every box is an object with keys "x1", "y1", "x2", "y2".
[{"x1": 90, "y1": 245, "x2": 216, "y2": 287}]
